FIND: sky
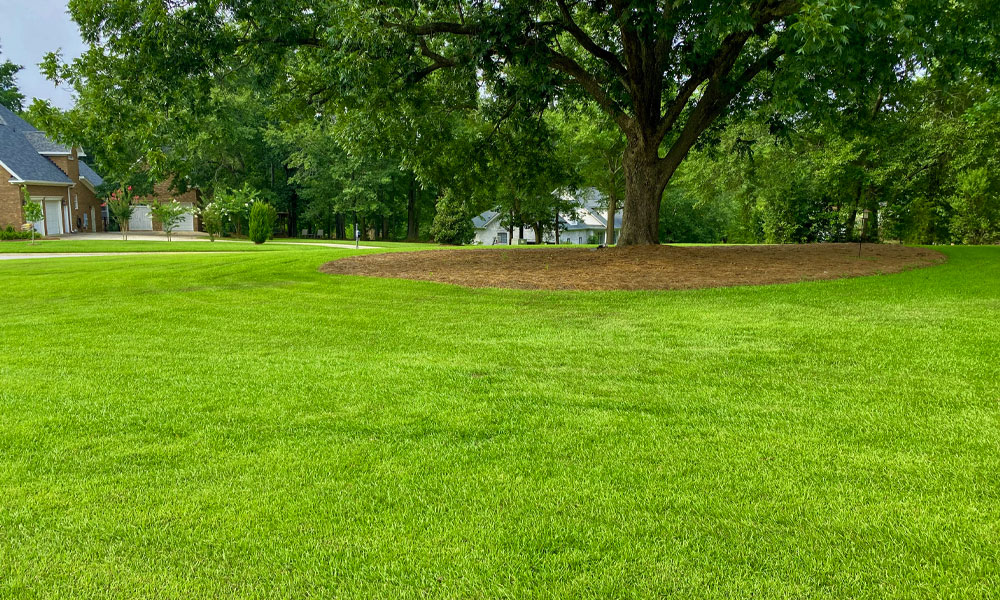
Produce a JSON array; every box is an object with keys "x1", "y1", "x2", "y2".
[{"x1": 0, "y1": 0, "x2": 88, "y2": 110}]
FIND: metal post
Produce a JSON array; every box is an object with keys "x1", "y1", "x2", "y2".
[{"x1": 858, "y1": 209, "x2": 868, "y2": 258}]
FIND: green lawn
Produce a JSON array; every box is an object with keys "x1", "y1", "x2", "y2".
[
  {"x1": 0, "y1": 240, "x2": 280, "y2": 253},
  {"x1": 0, "y1": 244, "x2": 997, "y2": 598}
]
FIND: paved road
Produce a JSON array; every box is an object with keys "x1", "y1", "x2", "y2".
[
  {"x1": 59, "y1": 233, "x2": 376, "y2": 249},
  {"x1": 0, "y1": 252, "x2": 234, "y2": 261}
]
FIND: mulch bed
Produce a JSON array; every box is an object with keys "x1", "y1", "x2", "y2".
[{"x1": 321, "y1": 244, "x2": 946, "y2": 291}]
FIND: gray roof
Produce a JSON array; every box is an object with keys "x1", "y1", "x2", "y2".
[
  {"x1": 0, "y1": 104, "x2": 38, "y2": 132},
  {"x1": 0, "y1": 104, "x2": 90, "y2": 186},
  {"x1": 577, "y1": 187, "x2": 605, "y2": 210},
  {"x1": 23, "y1": 131, "x2": 72, "y2": 154},
  {"x1": 472, "y1": 210, "x2": 499, "y2": 229},
  {"x1": 79, "y1": 161, "x2": 104, "y2": 187},
  {"x1": 0, "y1": 125, "x2": 73, "y2": 185}
]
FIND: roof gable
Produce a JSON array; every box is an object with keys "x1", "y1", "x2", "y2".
[
  {"x1": 79, "y1": 161, "x2": 104, "y2": 188},
  {"x1": 472, "y1": 210, "x2": 500, "y2": 229},
  {"x1": 0, "y1": 125, "x2": 73, "y2": 185},
  {"x1": 0, "y1": 104, "x2": 97, "y2": 186}
]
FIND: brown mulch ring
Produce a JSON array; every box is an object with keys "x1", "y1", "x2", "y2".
[{"x1": 320, "y1": 244, "x2": 946, "y2": 291}]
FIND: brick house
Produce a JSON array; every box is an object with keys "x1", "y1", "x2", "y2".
[
  {"x1": 0, "y1": 104, "x2": 105, "y2": 235},
  {"x1": 127, "y1": 180, "x2": 201, "y2": 233}
]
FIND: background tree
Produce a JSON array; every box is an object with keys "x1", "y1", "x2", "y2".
[
  {"x1": 148, "y1": 200, "x2": 189, "y2": 242},
  {"x1": 0, "y1": 43, "x2": 24, "y2": 112},
  {"x1": 430, "y1": 193, "x2": 475, "y2": 245},
  {"x1": 21, "y1": 188, "x2": 43, "y2": 244},
  {"x1": 550, "y1": 104, "x2": 625, "y2": 244},
  {"x1": 199, "y1": 202, "x2": 224, "y2": 242},
  {"x1": 107, "y1": 188, "x2": 137, "y2": 241}
]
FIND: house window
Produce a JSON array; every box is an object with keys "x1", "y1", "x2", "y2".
[
  {"x1": 73, "y1": 195, "x2": 78, "y2": 210},
  {"x1": 578, "y1": 236, "x2": 583, "y2": 244},
  {"x1": 496, "y1": 231, "x2": 508, "y2": 245}
]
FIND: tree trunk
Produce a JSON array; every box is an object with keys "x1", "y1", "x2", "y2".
[
  {"x1": 382, "y1": 215, "x2": 390, "y2": 240},
  {"x1": 845, "y1": 178, "x2": 862, "y2": 242},
  {"x1": 533, "y1": 223, "x2": 543, "y2": 244},
  {"x1": 406, "y1": 173, "x2": 419, "y2": 241},
  {"x1": 288, "y1": 189, "x2": 298, "y2": 237},
  {"x1": 554, "y1": 210, "x2": 560, "y2": 244},
  {"x1": 606, "y1": 193, "x2": 617, "y2": 245},
  {"x1": 617, "y1": 142, "x2": 669, "y2": 246},
  {"x1": 508, "y1": 210, "x2": 514, "y2": 245}
]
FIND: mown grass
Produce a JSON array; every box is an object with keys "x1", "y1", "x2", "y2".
[
  {"x1": 0, "y1": 240, "x2": 274, "y2": 253},
  {"x1": 0, "y1": 244, "x2": 997, "y2": 598}
]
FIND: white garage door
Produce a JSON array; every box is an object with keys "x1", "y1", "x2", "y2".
[
  {"x1": 129, "y1": 205, "x2": 152, "y2": 231},
  {"x1": 175, "y1": 203, "x2": 194, "y2": 231},
  {"x1": 44, "y1": 199, "x2": 62, "y2": 235},
  {"x1": 29, "y1": 200, "x2": 45, "y2": 234}
]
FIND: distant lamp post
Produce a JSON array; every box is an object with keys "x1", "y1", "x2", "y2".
[{"x1": 858, "y1": 209, "x2": 871, "y2": 257}]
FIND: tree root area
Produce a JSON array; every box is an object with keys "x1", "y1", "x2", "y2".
[{"x1": 321, "y1": 244, "x2": 945, "y2": 291}]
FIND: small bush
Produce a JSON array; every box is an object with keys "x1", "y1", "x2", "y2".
[
  {"x1": 149, "y1": 200, "x2": 189, "y2": 242},
  {"x1": 214, "y1": 184, "x2": 260, "y2": 237},
  {"x1": 949, "y1": 168, "x2": 999, "y2": 244},
  {"x1": 107, "y1": 186, "x2": 138, "y2": 240},
  {"x1": 200, "y1": 203, "x2": 224, "y2": 241},
  {"x1": 0, "y1": 225, "x2": 38, "y2": 241},
  {"x1": 430, "y1": 194, "x2": 475, "y2": 245},
  {"x1": 248, "y1": 202, "x2": 278, "y2": 244}
]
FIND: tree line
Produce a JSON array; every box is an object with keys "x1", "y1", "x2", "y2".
[{"x1": 2, "y1": 1, "x2": 998, "y2": 245}]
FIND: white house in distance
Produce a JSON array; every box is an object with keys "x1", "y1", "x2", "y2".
[{"x1": 473, "y1": 188, "x2": 622, "y2": 245}]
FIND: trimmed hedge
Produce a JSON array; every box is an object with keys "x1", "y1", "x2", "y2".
[{"x1": 1, "y1": 225, "x2": 38, "y2": 241}]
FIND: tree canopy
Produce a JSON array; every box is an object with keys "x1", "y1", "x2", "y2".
[
  {"x1": 27, "y1": 0, "x2": 1000, "y2": 246},
  {"x1": 0, "y1": 42, "x2": 24, "y2": 112}
]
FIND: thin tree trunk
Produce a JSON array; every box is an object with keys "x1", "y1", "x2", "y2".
[
  {"x1": 533, "y1": 223, "x2": 543, "y2": 244},
  {"x1": 846, "y1": 179, "x2": 862, "y2": 242},
  {"x1": 606, "y1": 193, "x2": 617, "y2": 245},
  {"x1": 406, "y1": 173, "x2": 419, "y2": 241}
]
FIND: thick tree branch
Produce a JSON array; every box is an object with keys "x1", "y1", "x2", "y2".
[
  {"x1": 653, "y1": 0, "x2": 799, "y2": 143},
  {"x1": 655, "y1": 76, "x2": 704, "y2": 141},
  {"x1": 406, "y1": 21, "x2": 481, "y2": 36},
  {"x1": 654, "y1": 30, "x2": 751, "y2": 141},
  {"x1": 732, "y1": 43, "x2": 786, "y2": 90},
  {"x1": 654, "y1": 5, "x2": 678, "y2": 74},
  {"x1": 408, "y1": 39, "x2": 458, "y2": 83},
  {"x1": 554, "y1": 0, "x2": 628, "y2": 81},
  {"x1": 542, "y1": 49, "x2": 629, "y2": 130}
]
